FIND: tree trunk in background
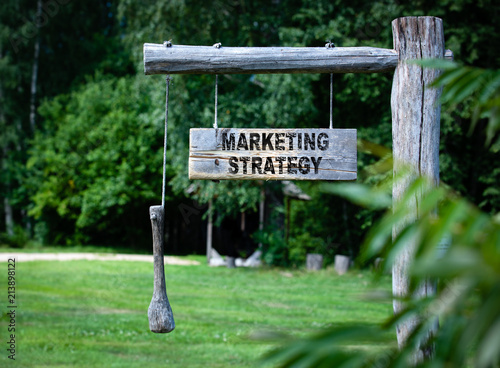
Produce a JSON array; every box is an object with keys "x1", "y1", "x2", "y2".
[
  {"x1": 240, "y1": 211, "x2": 246, "y2": 232},
  {"x1": 0, "y1": 44, "x2": 14, "y2": 237},
  {"x1": 29, "y1": 0, "x2": 42, "y2": 133},
  {"x1": 391, "y1": 16, "x2": 444, "y2": 362},
  {"x1": 1, "y1": 138, "x2": 14, "y2": 238},
  {"x1": 3, "y1": 198, "x2": 14, "y2": 237},
  {"x1": 206, "y1": 199, "x2": 213, "y2": 263}
]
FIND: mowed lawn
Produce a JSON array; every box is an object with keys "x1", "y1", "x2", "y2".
[{"x1": 0, "y1": 255, "x2": 393, "y2": 367}]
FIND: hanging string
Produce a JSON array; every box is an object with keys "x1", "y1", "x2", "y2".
[
  {"x1": 325, "y1": 40, "x2": 335, "y2": 129},
  {"x1": 214, "y1": 74, "x2": 219, "y2": 129},
  {"x1": 212, "y1": 43, "x2": 222, "y2": 130},
  {"x1": 329, "y1": 73, "x2": 333, "y2": 129},
  {"x1": 162, "y1": 75, "x2": 170, "y2": 209}
]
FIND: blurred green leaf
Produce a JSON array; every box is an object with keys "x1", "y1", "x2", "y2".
[{"x1": 320, "y1": 183, "x2": 391, "y2": 210}]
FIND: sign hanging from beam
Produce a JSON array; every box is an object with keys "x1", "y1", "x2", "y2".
[{"x1": 189, "y1": 128, "x2": 357, "y2": 181}]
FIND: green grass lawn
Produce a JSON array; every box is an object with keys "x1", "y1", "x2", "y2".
[{"x1": 0, "y1": 253, "x2": 393, "y2": 367}]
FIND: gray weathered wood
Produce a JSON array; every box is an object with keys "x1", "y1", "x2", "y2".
[
  {"x1": 334, "y1": 255, "x2": 350, "y2": 275},
  {"x1": 258, "y1": 186, "x2": 265, "y2": 248},
  {"x1": 189, "y1": 128, "x2": 356, "y2": 181},
  {"x1": 145, "y1": 44, "x2": 397, "y2": 75},
  {"x1": 391, "y1": 16, "x2": 443, "y2": 359},
  {"x1": 148, "y1": 205, "x2": 175, "y2": 333},
  {"x1": 206, "y1": 199, "x2": 213, "y2": 264},
  {"x1": 144, "y1": 43, "x2": 453, "y2": 75},
  {"x1": 306, "y1": 253, "x2": 323, "y2": 271}
]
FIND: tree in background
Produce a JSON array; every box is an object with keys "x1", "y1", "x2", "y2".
[
  {"x1": 1, "y1": 0, "x2": 498, "y2": 258},
  {"x1": 1, "y1": 0, "x2": 133, "y2": 245}
]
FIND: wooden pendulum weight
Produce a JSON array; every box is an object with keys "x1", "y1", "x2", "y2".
[{"x1": 148, "y1": 72, "x2": 175, "y2": 333}]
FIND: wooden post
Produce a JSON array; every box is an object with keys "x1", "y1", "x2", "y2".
[
  {"x1": 285, "y1": 197, "x2": 291, "y2": 243},
  {"x1": 206, "y1": 199, "x2": 213, "y2": 263},
  {"x1": 391, "y1": 16, "x2": 444, "y2": 359},
  {"x1": 258, "y1": 186, "x2": 265, "y2": 248}
]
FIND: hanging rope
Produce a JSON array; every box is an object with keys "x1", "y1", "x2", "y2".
[
  {"x1": 213, "y1": 42, "x2": 222, "y2": 129},
  {"x1": 162, "y1": 75, "x2": 170, "y2": 209},
  {"x1": 330, "y1": 73, "x2": 333, "y2": 129},
  {"x1": 214, "y1": 74, "x2": 218, "y2": 129},
  {"x1": 325, "y1": 40, "x2": 335, "y2": 129}
]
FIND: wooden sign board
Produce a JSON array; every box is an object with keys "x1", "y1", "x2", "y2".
[{"x1": 189, "y1": 128, "x2": 356, "y2": 181}]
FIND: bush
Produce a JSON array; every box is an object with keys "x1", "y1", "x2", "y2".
[{"x1": 0, "y1": 226, "x2": 34, "y2": 248}]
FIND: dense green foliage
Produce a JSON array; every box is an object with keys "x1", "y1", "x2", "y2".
[
  {"x1": 27, "y1": 75, "x2": 164, "y2": 245},
  {"x1": 266, "y1": 169, "x2": 500, "y2": 367},
  {"x1": 0, "y1": 257, "x2": 391, "y2": 367},
  {"x1": 0, "y1": 0, "x2": 498, "y2": 261},
  {"x1": 265, "y1": 64, "x2": 500, "y2": 367}
]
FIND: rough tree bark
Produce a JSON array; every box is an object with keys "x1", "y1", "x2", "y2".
[{"x1": 391, "y1": 16, "x2": 444, "y2": 362}]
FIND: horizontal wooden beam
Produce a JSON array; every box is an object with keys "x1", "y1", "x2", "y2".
[{"x1": 144, "y1": 43, "x2": 454, "y2": 75}]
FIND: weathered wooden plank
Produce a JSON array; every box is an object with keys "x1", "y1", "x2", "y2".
[
  {"x1": 391, "y1": 16, "x2": 443, "y2": 360},
  {"x1": 189, "y1": 128, "x2": 357, "y2": 181},
  {"x1": 144, "y1": 43, "x2": 453, "y2": 75},
  {"x1": 145, "y1": 44, "x2": 396, "y2": 75}
]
